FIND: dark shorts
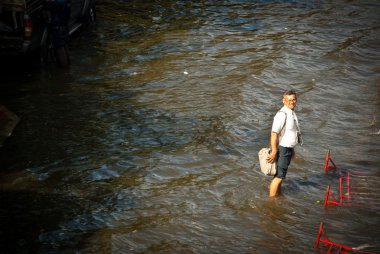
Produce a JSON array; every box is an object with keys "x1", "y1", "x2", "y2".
[
  {"x1": 51, "y1": 27, "x2": 69, "y2": 49},
  {"x1": 275, "y1": 146, "x2": 293, "y2": 179}
]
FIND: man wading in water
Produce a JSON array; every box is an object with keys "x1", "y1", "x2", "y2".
[
  {"x1": 45, "y1": 0, "x2": 71, "y2": 67},
  {"x1": 267, "y1": 89, "x2": 302, "y2": 197}
]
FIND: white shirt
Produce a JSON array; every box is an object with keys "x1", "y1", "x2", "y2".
[{"x1": 271, "y1": 106, "x2": 300, "y2": 148}]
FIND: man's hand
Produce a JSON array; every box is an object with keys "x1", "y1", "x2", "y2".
[{"x1": 267, "y1": 150, "x2": 277, "y2": 164}]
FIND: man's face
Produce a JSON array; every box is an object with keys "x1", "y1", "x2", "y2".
[{"x1": 283, "y1": 94, "x2": 297, "y2": 110}]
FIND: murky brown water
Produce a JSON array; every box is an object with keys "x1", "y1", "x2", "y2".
[{"x1": 1, "y1": 1, "x2": 380, "y2": 253}]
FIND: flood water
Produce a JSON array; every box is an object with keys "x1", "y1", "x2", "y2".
[{"x1": 1, "y1": 0, "x2": 380, "y2": 253}]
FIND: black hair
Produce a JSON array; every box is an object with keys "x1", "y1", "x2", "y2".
[{"x1": 283, "y1": 89, "x2": 297, "y2": 96}]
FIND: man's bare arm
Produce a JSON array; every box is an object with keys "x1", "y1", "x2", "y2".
[{"x1": 267, "y1": 131, "x2": 278, "y2": 163}]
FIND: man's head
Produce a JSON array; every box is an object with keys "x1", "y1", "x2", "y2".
[{"x1": 282, "y1": 89, "x2": 297, "y2": 110}]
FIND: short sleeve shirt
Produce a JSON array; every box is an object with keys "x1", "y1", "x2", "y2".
[{"x1": 271, "y1": 106, "x2": 299, "y2": 148}]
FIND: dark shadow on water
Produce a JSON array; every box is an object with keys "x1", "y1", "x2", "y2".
[{"x1": 0, "y1": 189, "x2": 87, "y2": 253}]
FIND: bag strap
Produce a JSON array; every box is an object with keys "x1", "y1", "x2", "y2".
[
  {"x1": 293, "y1": 112, "x2": 303, "y2": 145},
  {"x1": 278, "y1": 111, "x2": 287, "y2": 145}
]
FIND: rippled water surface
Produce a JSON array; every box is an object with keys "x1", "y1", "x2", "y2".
[{"x1": 1, "y1": 1, "x2": 380, "y2": 253}]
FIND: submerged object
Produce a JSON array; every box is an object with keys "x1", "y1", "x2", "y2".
[{"x1": 0, "y1": 105, "x2": 20, "y2": 147}]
